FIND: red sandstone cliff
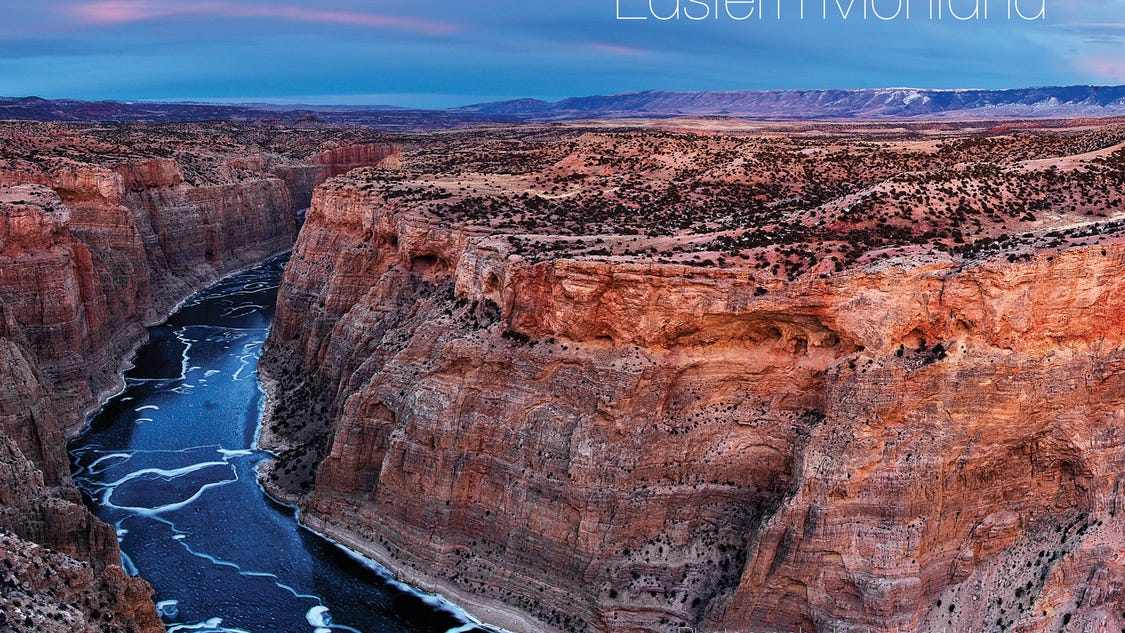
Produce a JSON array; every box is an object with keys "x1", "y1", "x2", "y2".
[
  {"x1": 260, "y1": 123, "x2": 1125, "y2": 633},
  {"x1": 269, "y1": 143, "x2": 399, "y2": 210},
  {"x1": 0, "y1": 123, "x2": 397, "y2": 631}
]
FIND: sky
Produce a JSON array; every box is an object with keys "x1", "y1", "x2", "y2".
[{"x1": 0, "y1": 0, "x2": 1123, "y2": 107}]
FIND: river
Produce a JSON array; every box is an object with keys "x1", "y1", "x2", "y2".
[{"x1": 69, "y1": 255, "x2": 491, "y2": 633}]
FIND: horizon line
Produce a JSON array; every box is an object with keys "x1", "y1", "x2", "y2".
[{"x1": 4, "y1": 82, "x2": 1124, "y2": 112}]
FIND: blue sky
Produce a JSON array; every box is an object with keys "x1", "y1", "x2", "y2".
[{"x1": 0, "y1": 0, "x2": 1123, "y2": 107}]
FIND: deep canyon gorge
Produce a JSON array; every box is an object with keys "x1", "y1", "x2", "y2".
[
  {"x1": 0, "y1": 121, "x2": 395, "y2": 631},
  {"x1": 3, "y1": 117, "x2": 1125, "y2": 633}
]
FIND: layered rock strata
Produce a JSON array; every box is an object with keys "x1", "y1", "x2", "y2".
[
  {"x1": 261, "y1": 122, "x2": 1125, "y2": 633},
  {"x1": 274, "y1": 143, "x2": 400, "y2": 209},
  {"x1": 0, "y1": 122, "x2": 397, "y2": 632}
]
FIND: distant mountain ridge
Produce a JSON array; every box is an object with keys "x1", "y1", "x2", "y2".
[
  {"x1": 3, "y1": 85, "x2": 1125, "y2": 127},
  {"x1": 459, "y1": 85, "x2": 1125, "y2": 120}
]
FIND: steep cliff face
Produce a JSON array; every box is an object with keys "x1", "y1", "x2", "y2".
[
  {"x1": 3, "y1": 161, "x2": 295, "y2": 429},
  {"x1": 273, "y1": 143, "x2": 401, "y2": 209},
  {"x1": 0, "y1": 123, "x2": 398, "y2": 632},
  {"x1": 261, "y1": 123, "x2": 1125, "y2": 633},
  {"x1": 0, "y1": 185, "x2": 162, "y2": 632}
]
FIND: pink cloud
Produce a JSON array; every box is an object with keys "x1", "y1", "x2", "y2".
[
  {"x1": 584, "y1": 42, "x2": 648, "y2": 55},
  {"x1": 70, "y1": 0, "x2": 462, "y2": 35},
  {"x1": 1079, "y1": 56, "x2": 1125, "y2": 82},
  {"x1": 74, "y1": 0, "x2": 158, "y2": 22}
]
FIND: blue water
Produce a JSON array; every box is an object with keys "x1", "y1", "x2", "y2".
[{"x1": 69, "y1": 255, "x2": 490, "y2": 633}]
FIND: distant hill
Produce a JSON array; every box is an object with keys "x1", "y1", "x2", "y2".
[
  {"x1": 4, "y1": 85, "x2": 1125, "y2": 127},
  {"x1": 0, "y1": 96, "x2": 506, "y2": 131}
]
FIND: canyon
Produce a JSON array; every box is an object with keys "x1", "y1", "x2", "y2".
[
  {"x1": 3, "y1": 114, "x2": 1125, "y2": 633},
  {"x1": 0, "y1": 121, "x2": 395, "y2": 631},
  {"x1": 260, "y1": 119, "x2": 1125, "y2": 632}
]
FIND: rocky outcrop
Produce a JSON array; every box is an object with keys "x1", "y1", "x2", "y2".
[
  {"x1": 0, "y1": 530, "x2": 162, "y2": 632},
  {"x1": 0, "y1": 124, "x2": 396, "y2": 632},
  {"x1": 262, "y1": 156, "x2": 1125, "y2": 633}
]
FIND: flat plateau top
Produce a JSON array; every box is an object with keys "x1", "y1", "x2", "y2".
[{"x1": 323, "y1": 119, "x2": 1125, "y2": 278}]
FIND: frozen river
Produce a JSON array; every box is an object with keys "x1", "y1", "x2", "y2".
[{"x1": 70, "y1": 255, "x2": 490, "y2": 633}]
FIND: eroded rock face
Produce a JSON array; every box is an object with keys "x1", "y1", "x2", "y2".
[
  {"x1": 261, "y1": 122, "x2": 1125, "y2": 633},
  {"x1": 0, "y1": 285, "x2": 158, "y2": 632},
  {"x1": 274, "y1": 143, "x2": 400, "y2": 210},
  {"x1": 0, "y1": 122, "x2": 398, "y2": 632}
]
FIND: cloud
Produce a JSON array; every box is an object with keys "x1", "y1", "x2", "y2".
[
  {"x1": 67, "y1": 1, "x2": 463, "y2": 35},
  {"x1": 583, "y1": 42, "x2": 650, "y2": 55},
  {"x1": 1052, "y1": 22, "x2": 1125, "y2": 44},
  {"x1": 1079, "y1": 56, "x2": 1125, "y2": 81}
]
